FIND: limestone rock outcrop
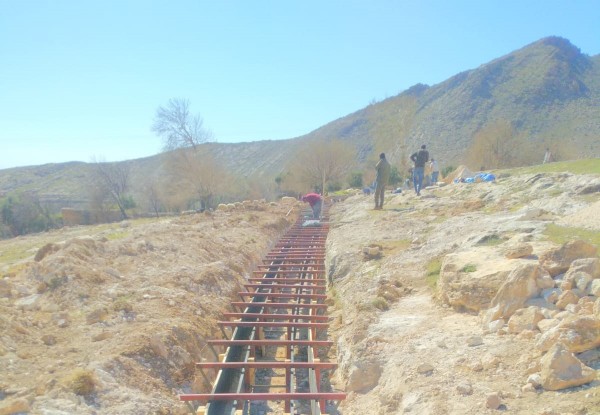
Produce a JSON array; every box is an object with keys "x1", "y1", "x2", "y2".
[
  {"x1": 539, "y1": 240, "x2": 597, "y2": 276},
  {"x1": 540, "y1": 342, "x2": 596, "y2": 391}
]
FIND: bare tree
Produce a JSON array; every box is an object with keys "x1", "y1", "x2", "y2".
[
  {"x1": 152, "y1": 98, "x2": 213, "y2": 151},
  {"x1": 291, "y1": 138, "x2": 356, "y2": 193},
  {"x1": 143, "y1": 180, "x2": 163, "y2": 218},
  {"x1": 466, "y1": 120, "x2": 522, "y2": 169},
  {"x1": 90, "y1": 158, "x2": 132, "y2": 219},
  {"x1": 163, "y1": 149, "x2": 230, "y2": 210}
]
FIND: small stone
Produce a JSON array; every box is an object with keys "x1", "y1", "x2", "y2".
[
  {"x1": 57, "y1": 319, "x2": 69, "y2": 328},
  {"x1": 456, "y1": 381, "x2": 473, "y2": 395},
  {"x1": 470, "y1": 361, "x2": 483, "y2": 372},
  {"x1": 467, "y1": 336, "x2": 483, "y2": 347},
  {"x1": 416, "y1": 363, "x2": 434, "y2": 374},
  {"x1": 482, "y1": 355, "x2": 500, "y2": 370},
  {"x1": 565, "y1": 303, "x2": 581, "y2": 314},
  {"x1": 488, "y1": 319, "x2": 505, "y2": 333},
  {"x1": 41, "y1": 334, "x2": 57, "y2": 346},
  {"x1": 486, "y1": 392, "x2": 501, "y2": 409},
  {"x1": 527, "y1": 373, "x2": 542, "y2": 388},
  {"x1": 521, "y1": 383, "x2": 536, "y2": 393},
  {"x1": 92, "y1": 331, "x2": 112, "y2": 342}
]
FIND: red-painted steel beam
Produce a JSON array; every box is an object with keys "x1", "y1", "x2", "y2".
[
  {"x1": 218, "y1": 321, "x2": 328, "y2": 329},
  {"x1": 222, "y1": 312, "x2": 329, "y2": 321},
  {"x1": 207, "y1": 339, "x2": 333, "y2": 347},
  {"x1": 238, "y1": 292, "x2": 327, "y2": 299},
  {"x1": 246, "y1": 278, "x2": 327, "y2": 284},
  {"x1": 231, "y1": 302, "x2": 328, "y2": 309},
  {"x1": 180, "y1": 392, "x2": 346, "y2": 402},
  {"x1": 255, "y1": 266, "x2": 325, "y2": 271},
  {"x1": 244, "y1": 283, "x2": 326, "y2": 291},
  {"x1": 196, "y1": 361, "x2": 337, "y2": 369},
  {"x1": 252, "y1": 270, "x2": 325, "y2": 275},
  {"x1": 261, "y1": 259, "x2": 324, "y2": 265}
]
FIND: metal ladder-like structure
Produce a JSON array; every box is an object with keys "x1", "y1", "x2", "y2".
[{"x1": 180, "y1": 204, "x2": 345, "y2": 414}]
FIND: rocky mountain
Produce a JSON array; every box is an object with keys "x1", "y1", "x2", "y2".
[
  {"x1": 1, "y1": 36, "x2": 599, "y2": 208},
  {"x1": 309, "y1": 36, "x2": 600, "y2": 166}
]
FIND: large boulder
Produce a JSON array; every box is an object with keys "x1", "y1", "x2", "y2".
[
  {"x1": 438, "y1": 248, "x2": 530, "y2": 312},
  {"x1": 540, "y1": 342, "x2": 596, "y2": 391},
  {"x1": 482, "y1": 263, "x2": 543, "y2": 324},
  {"x1": 345, "y1": 360, "x2": 382, "y2": 393},
  {"x1": 539, "y1": 240, "x2": 598, "y2": 276},
  {"x1": 562, "y1": 258, "x2": 600, "y2": 289},
  {"x1": 536, "y1": 316, "x2": 600, "y2": 353},
  {"x1": 555, "y1": 290, "x2": 580, "y2": 310},
  {"x1": 507, "y1": 306, "x2": 545, "y2": 334},
  {"x1": 502, "y1": 242, "x2": 533, "y2": 259}
]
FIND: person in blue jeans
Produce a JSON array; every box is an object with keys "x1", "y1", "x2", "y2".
[{"x1": 410, "y1": 144, "x2": 429, "y2": 196}]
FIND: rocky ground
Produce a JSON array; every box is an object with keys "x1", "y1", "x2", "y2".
[
  {"x1": 327, "y1": 170, "x2": 600, "y2": 415},
  {"x1": 1, "y1": 167, "x2": 600, "y2": 415}
]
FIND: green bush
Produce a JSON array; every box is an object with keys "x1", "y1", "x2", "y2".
[
  {"x1": 461, "y1": 264, "x2": 477, "y2": 273},
  {"x1": 389, "y1": 166, "x2": 402, "y2": 186},
  {"x1": 66, "y1": 368, "x2": 97, "y2": 396},
  {"x1": 442, "y1": 165, "x2": 455, "y2": 177},
  {"x1": 371, "y1": 296, "x2": 390, "y2": 311},
  {"x1": 1, "y1": 194, "x2": 60, "y2": 237},
  {"x1": 327, "y1": 182, "x2": 342, "y2": 192},
  {"x1": 426, "y1": 258, "x2": 442, "y2": 288},
  {"x1": 348, "y1": 172, "x2": 363, "y2": 188}
]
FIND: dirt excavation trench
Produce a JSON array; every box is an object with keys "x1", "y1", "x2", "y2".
[{"x1": 2, "y1": 170, "x2": 600, "y2": 415}]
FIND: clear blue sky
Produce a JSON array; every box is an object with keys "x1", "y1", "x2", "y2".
[{"x1": 1, "y1": 1, "x2": 599, "y2": 169}]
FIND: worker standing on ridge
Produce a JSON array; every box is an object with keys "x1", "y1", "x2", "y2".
[
  {"x1": 301, "y1": 192, "x2": 323, "y2": 219},
  {"x1": 410, "y1": 144, "x2": 429, "y2": 196},
  {"x1": 374, "y1": 153, "x2": 391, "y2": 210}
]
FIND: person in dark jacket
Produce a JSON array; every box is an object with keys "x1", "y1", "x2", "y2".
[
  {"x1": 374, "y1": 153, "x2": 391, "y2": 210},
  {"x1": 410, "y1": 144, "x2": 429, "y2": 196}
]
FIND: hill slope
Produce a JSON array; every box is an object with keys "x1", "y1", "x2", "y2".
[{"x1": 1, "y1": 36, "x2": 599, "y2": 209}]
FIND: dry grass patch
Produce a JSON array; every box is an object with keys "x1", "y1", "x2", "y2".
[
  {"x1": 544, "y1": 224, "x2": 600, "y2": 248},
  {"x1": 375, "y1": 239, "x2": 411, "y2": 255},
  {"x1": 65, "y1": 368, "x2": 98, "y2": 396},
  {"x1": 426, "y1": 257, "x2": 442, "y2": 288}
]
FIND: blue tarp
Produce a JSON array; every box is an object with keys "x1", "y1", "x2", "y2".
[{"x1": 454, "y1": 172, "x2": 496, "y2": 184}]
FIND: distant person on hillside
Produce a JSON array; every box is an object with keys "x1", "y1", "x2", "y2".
[
  {"x1": 543, "y1": 148, "x2": 554, "y2": 164},
  {"x1": 430, "y1": 158, "x2": 440, "y2": 184},
  {"x1": 301, "y1": 192, "x2": 323, "y2": 219},
  {"x1": 374, "y1": 153, "x2": 391, "y2": 210},
  {"x1": 410, "y1": 144, "x2": 429, "y2": 196}
]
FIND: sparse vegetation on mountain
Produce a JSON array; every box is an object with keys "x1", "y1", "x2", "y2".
[{"x1": 1, "y1": 36, "x2": 599, "y2": 238}]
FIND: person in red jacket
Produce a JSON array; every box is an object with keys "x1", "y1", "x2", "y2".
[{"x1": 301, "y1": 193, "x2": 322, "y2": 219}]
